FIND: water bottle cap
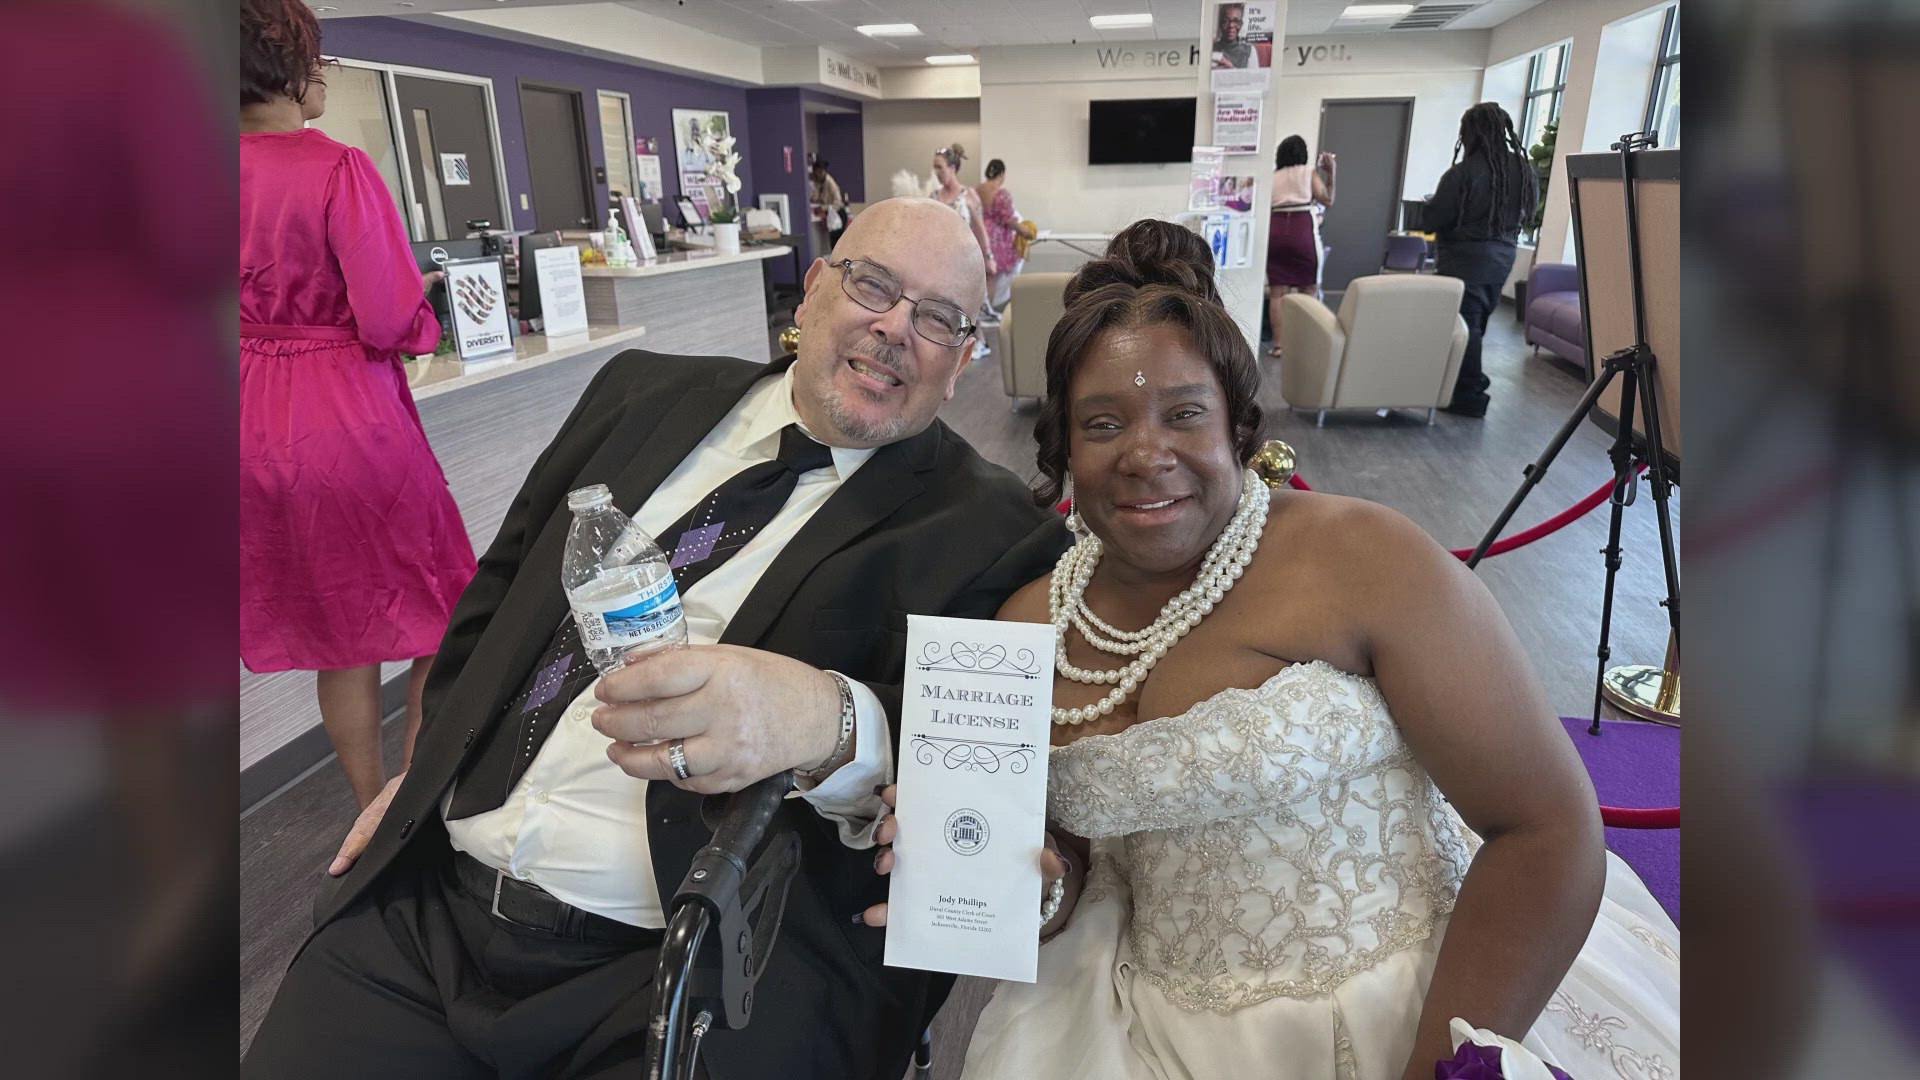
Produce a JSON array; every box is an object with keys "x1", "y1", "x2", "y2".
[{"x1": 566, "y1": 484, "x2": 615, "y2": 512}]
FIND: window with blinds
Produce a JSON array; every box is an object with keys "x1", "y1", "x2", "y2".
[{"x1": 599, "y1": 93, "x2": 636, "y2": 203}]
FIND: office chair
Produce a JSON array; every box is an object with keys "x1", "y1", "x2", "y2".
[{"x1": 1381, "y1": 234, "x2": 1428, "y2": 274}]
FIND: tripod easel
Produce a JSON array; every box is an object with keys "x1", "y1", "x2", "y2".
[{"x1": 1466, "y1": 132, "x2": 1681, "y2": 735}]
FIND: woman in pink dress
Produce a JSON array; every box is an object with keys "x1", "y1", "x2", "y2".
[
  {"x1": 241, "y1": 0, "x2": 475, "y2": 807},
  {"x1": 975, "y1": 158, "x2": 1036, "y2": 317}
]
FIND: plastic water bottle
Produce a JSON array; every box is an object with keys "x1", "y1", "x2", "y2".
[{"x1": 562, "y1": 484, "x2": 688, "y2": 674}]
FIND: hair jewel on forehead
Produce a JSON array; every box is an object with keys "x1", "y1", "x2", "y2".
[{"x1": 1134, "y1": 371, "x2": 1147, "y2": 387}]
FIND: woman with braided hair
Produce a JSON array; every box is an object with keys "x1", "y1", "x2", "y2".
[{"x1": 1424, "y1": 102, "x2": 1538, "y2": 418}]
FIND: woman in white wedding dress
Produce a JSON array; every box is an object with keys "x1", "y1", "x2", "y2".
[{"x1": 864, "y1": 220, "x2": 1679, "y2": 1079}]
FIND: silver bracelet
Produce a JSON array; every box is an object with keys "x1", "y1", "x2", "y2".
[
  {"x1": 1039, "y1": 875, "x2": 1066, "y2": 925},
  {"x1": 801, "y1": 670, "x2": 857, "y2": 779}
]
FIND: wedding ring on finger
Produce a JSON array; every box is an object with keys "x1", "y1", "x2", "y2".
[{"x1": 668, "y1": 738, "x2": 692, "y2": 781}]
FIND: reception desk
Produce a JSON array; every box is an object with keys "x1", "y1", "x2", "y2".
[
  {"x1": 403, "y1": 322, "x2": 650, "y2": 401},
  {"x1": 581, "y1": 245, "x2": 790, "y2": 362}
]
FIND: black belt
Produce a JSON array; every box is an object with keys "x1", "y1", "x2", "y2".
[{"x1": 448, "y1": 850, "x2": 663, "y2": 946}]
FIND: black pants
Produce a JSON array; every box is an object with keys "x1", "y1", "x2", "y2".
[
  {"x1": 1450, "y1": 279, "x2": 1505, "y2": 412},
  {"x1": 1437, "y1": 240, "x2": 1517, "y2": 414},
  {"x1": 243, "y1": 846, "x2": 682, "y2": 1080}
]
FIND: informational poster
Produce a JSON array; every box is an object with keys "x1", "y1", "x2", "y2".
[
  {"x1": 1210, "y1": 1, "x2": 1275, "y2": 92},
  {"x1": 1218, "y1": 175, "x2": 1257, "y2": 212},
  {"x1": 443, "y1": 257, "x2": 514, "y2": 360},
  {"x1": 439, "y1": 152, "x2": 471, "y2": 186},
  {"x1": 635, "y1": 153, "x2": 664, "y2": 203},
  {"x1": 1188, "y1": 146, "x2": 1225, "y2": 211},
  {"x1": 532, "y1": 246, "x2": 588, "y2": 338},
  {"x1": 1202, "y1": 212, "x2": 1254, "y2": 269},
  {"x1": 671, "y1": 108, "x2": 732, "y2": 221},
  {"x1": 1214, "y1": 94, "x2": 1263, "y2": 155}
]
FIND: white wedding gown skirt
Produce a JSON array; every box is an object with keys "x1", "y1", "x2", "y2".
[{"x1": 960, "y1": 662, "x2": 1680, "y2": 1080}]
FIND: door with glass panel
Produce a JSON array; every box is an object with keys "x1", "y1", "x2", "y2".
[{"x1": 393, "y1": 74, "x2": 506, "y2": 241}]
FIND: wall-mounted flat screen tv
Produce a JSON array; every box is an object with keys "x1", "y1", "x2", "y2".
[{"x1": 1088, "y1": 97, "x2": 1197, "y2": 165}]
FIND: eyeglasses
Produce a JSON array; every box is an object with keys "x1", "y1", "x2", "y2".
[{"x1": 830, "y1": 258, "x2": 977, "y2": 348}]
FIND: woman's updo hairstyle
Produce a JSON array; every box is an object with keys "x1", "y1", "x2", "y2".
[
  {"x1": 1032, "y1": 218, "x2": 1265, "y2": 506},
  {"x1": 935, "y1": 143, "x2": 967, "y2": 169}
]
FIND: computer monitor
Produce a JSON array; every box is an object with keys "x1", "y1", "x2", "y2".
[
  {"x1": 1399, "y1": 199, "x2": 1428, "y2": 233},
  {"x1": 515, "y1": 231, "x2": 571, "y2": 326},
  {"x1": 410, "y1": 239, "x2": 488, "y2": 328},
  {"x1": 411, "y1": 238, "x2": 487, "y2": 273},
  {"x1": 674, "y1": 195, "x2": 705, "y2": 230},
  {"x1": 640, "y1": 200, "x2": 666, "y2": 241}
]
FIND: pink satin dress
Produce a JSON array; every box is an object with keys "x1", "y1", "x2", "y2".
[{"x1": 240, "y1": 127, "x2": 475, "y2": 672}]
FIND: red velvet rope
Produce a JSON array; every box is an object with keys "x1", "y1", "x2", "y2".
[
  {"x1": 1599, "y1": 805, "x2": 1680, "y2": 829},
  {"x1": 1285, "y1": 467, "x2": 1645, "y2": 561},
  {"x1": 1068, "y1": 466, "x2": 1645, "y2": 563}
]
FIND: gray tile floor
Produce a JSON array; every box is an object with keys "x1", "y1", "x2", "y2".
[{"x1": 240, "y1": 304, "x2": 1678, "y2": 1071}]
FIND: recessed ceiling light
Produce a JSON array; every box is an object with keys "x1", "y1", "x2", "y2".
[
  {"x1": 925, "y1": 54, "x2": 977, "y2": 66},
  {"x1": 857, "y1": 23, "x2": 922, "y2": 37},
  {"x1": 1342, "y1": 4, "x2": 1416, "y2": 16},
  {"x1": 1089, "y1": 13, "x2": 1154, "y2": 29},
  {"x1": 313, "y1": 4, "x2": 337, "y2": 9}
]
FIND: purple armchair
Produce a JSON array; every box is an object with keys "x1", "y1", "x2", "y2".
[{"x1": 1524, "y1": 262, "x2": 1585, "y2": 369}]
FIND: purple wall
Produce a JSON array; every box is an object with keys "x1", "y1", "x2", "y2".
[
  {"x1": 320, "y1": 17, "x2": 757, "y2": 233},
  {"x1": 813, "y1": 114, "x2": 864, "y2": 204},
  {"x1": 745, "y1": 88, "x2": 807, "y2": 285}
]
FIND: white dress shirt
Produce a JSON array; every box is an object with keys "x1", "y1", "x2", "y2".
[{"x1": 445, "y1": 366, "x2": 895, "y2": 928}]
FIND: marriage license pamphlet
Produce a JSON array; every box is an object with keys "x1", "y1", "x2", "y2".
[{"x1": 884, "y1": 615, "x2": 1056, "y2": 983}]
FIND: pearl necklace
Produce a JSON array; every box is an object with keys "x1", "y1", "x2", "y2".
[{"x1": 1050, "y1": 469, "x2": 1269, "y2": 726}]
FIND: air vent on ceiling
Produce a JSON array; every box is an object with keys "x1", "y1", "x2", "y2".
[{"x1": 1391, "y1": 3, "x2": 1482, "y2": 30}]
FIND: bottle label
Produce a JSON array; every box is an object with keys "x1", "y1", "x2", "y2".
[{"x1": 571, "y1": 573, "x2": 684, "y2": 651}]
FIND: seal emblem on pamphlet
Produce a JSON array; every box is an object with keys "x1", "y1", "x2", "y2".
[{"x1": 944, "y1": 808, "x2": 990, "y2": 856}]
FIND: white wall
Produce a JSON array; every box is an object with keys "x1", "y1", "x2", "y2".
[
  {"x1": 860, "y1": 98, "x2": 981, "y2": 206},
  {"x1": 1267, "y1": 32, "x2": 1489, "y2": 204},
  {"x1": 978, "y1": 43, "x2": 1198, "y2": 236},
  {"x1": 881, "y1": 64, "x2": 981, "y2": 101},
  {"x1": 1484, "y1": 0, "x2": 1675, "y2": 262},
  {"x1": 977, "y1": 31, "x2": 1487, "y2": 237},
  {"x1": 1585, "y1": 4, "x2": 1671, "y2": 153},
  {"x1": 980, "y1": 72, "x2": 1193, "y2": 236},
  {"x1": 1481, "y1": 54, "x2": 1529, "y2": 121}
]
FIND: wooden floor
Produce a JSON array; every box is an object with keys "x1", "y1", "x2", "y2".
[{"x1": 240, "y1": 304, "x2": 1678, "y2": 1069}]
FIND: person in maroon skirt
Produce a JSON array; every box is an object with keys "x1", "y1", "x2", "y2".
[
  {"x1": 240, "y1": 0, "x2": 476, "y2": 807},
  {"x1": 1265, "y1": 135, "x2": 1334, "y2": 359}
]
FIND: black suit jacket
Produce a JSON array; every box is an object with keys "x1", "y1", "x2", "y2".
[{"x1": 304, "y1": 350, "x2": 1069, "y2": 1079}]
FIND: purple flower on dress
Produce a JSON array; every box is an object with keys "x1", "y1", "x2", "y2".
[{"x1": 1435, "y1": 1042, "x2": 1574, "y2": 1080}]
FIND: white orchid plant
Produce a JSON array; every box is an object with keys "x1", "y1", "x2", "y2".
[
  {"x1": 700, "y1": 129, "x2": 743, "y2": 224},
  {"x1": 890, "y1": 168, "x2": 937, "y2": 199}
]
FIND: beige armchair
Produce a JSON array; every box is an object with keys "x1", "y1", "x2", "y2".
[
  {"x1": 998, "y1": 272, "x2": 1070, "y2": 407},
  {"x1": 1278, "y1": 273, "x2": 1468, "y2": 426}
]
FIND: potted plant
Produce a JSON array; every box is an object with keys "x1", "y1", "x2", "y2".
[
  {"x1": 708, "y1": 205, "x2": 741, "y2": 254},
  {"x1": 1525, "y1": 118, "x2": 1556, "y2": 244},
  {"x1": 700, "y1": 129, "x2": 744, "y2": 254}
]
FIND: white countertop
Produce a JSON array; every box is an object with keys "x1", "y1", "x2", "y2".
[
  {"x1": 580, "y1": 244, "x2": 791, "y2": 279},
  {"x1": 405, "y1": 322, "x2": 648, "y2": 401}
]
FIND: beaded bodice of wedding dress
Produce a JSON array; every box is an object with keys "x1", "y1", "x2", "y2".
[{"x1": 1047, "y1": 659, "x2": 1483, "y2": 1013}]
